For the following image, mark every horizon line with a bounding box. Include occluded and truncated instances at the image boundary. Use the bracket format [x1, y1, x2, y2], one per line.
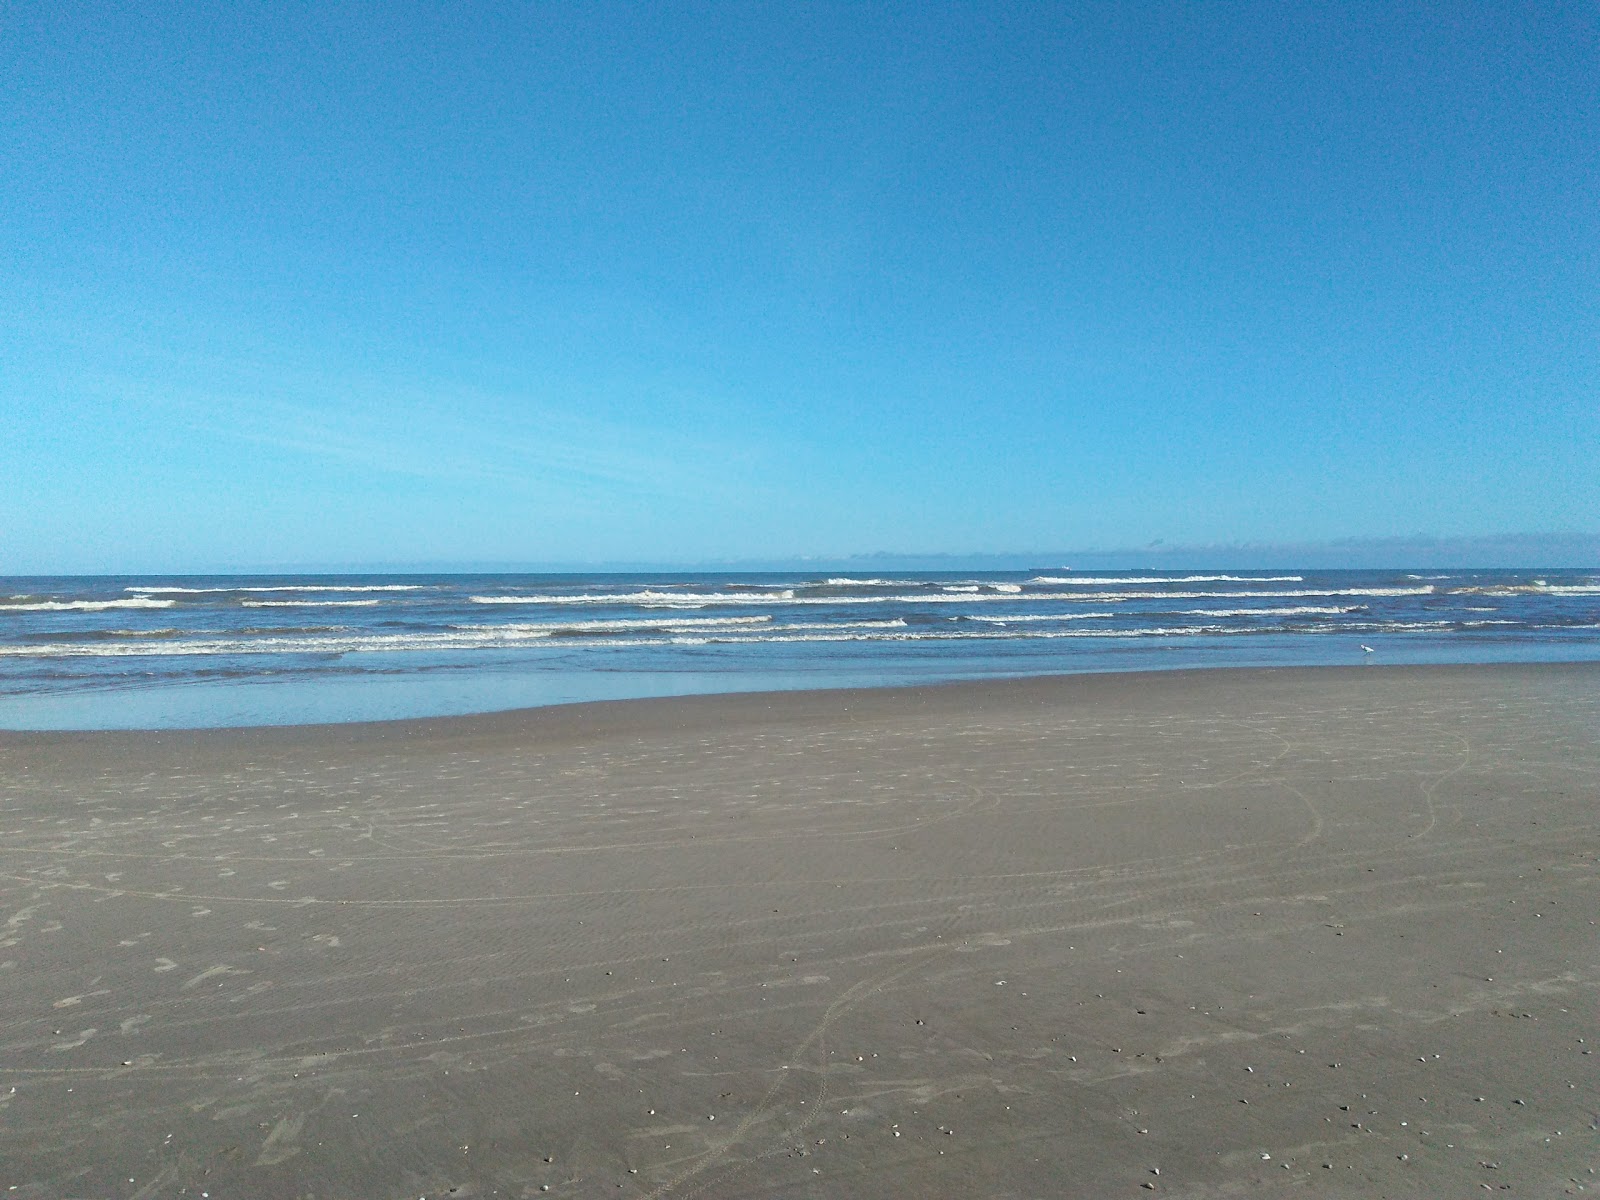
[5, 531, 1598, 576]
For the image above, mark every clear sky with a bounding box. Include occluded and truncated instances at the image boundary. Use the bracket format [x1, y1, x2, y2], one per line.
[2, 2, 1596, 572]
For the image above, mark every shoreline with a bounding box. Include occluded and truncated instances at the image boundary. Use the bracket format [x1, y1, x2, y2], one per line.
[5, 657, 1600, 739]
[3, 661, 1597, 1196]
[5, 564, 1597, 734]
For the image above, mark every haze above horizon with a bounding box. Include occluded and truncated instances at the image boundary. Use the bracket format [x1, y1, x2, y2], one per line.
[3, 3, 1596, 574]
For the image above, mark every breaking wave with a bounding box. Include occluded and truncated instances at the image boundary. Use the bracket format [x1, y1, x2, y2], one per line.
[1, 597, 177, 612]
[1029, 575, 1304, 585]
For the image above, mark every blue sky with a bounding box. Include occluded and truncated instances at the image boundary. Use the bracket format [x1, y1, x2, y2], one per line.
[2, 2, 1596, 571]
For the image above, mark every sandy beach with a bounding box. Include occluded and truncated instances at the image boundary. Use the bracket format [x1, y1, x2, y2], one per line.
[1, 663, 1596, 1198]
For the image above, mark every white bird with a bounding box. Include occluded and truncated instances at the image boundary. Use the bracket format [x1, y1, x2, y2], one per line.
[1360, 644, 1375, 653]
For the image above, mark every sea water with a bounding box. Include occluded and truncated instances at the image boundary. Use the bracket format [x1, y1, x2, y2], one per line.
[1, 569, 1596, 728]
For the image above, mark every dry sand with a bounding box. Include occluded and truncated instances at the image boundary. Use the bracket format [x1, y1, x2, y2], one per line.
[1, 664, 1597, 1198]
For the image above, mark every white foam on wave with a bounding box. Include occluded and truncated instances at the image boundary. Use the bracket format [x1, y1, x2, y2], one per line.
[998, 604, 1356, 619]
[0, 633, 514, 657]
[0, 615, 919, 658]
[779, 618, 909, 632]
[1450, 583, 1600, 596]
[454, 616, 909, 637]
[0, 629, 570, 657]
[819, 577, 919, 587]
[1062, 587, 1434, 601]
[456, 615, 775, 634]
[470, 590, 802, 606]
[650, 618, 914, 638]
[485, 589, 988, 607]
[0, 619, 1348, 658]
[658, 624, 1247, 645]
[1178, 606, 1357, 617]
[1030, 575, 1304, 585]
[741, 591, 949, 606]
[128, 584, 426, 594]
[240, 599, 383, 608]
[1335, 620, 1456, 633]
[1, 597, 177, 612]
[968, 612, 1118, 623]
[607, 619, 1514, 645]
[3, 618, 1505, 658]
[466, 586, 1433, 608]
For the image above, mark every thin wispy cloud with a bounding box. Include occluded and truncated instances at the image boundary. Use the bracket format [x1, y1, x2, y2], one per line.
[165, 380, 768, 511]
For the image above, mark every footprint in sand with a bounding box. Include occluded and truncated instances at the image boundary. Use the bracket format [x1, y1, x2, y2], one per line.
[50, 1028, 97, 1051]
[52, 990, 110, 1009]
[182, 964, 250, 990]
[254, 1113, 306, 1166]
[153, 958, 178, 972]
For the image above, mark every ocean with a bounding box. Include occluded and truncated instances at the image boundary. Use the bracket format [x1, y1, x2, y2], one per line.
[2, 568, 1597, 729]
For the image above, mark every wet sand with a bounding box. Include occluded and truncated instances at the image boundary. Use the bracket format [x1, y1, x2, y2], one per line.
[1, 664, 1597, 1198]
